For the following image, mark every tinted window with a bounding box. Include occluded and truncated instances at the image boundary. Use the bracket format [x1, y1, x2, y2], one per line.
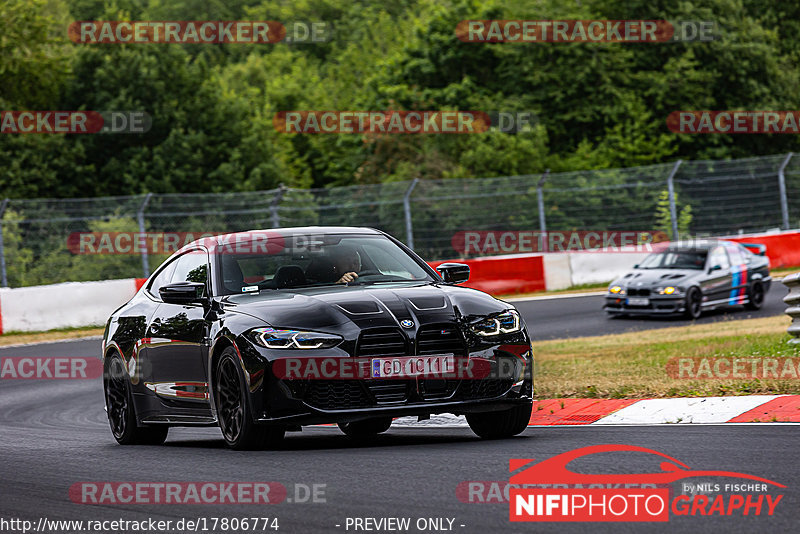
[170, 251, 209, 295]
[218, 234, 431, 295]
[148, 260, 177, 297]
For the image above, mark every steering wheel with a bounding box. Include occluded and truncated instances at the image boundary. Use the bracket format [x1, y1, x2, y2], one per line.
[357, 269, 381, 277]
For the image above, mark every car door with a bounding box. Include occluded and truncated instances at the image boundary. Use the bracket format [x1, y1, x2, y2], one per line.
[702, 245, 733, 306]
[725, 243, 748, 305]
[142, 248, 212, 411]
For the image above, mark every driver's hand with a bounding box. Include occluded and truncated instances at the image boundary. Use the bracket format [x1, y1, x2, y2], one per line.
[337, 272, 358, 284]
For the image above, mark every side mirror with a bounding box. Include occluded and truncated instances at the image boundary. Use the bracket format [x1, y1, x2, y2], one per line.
[436, 263, 470, 284]
[633, 264, 639, 269]
[707, 265, 722, 274]
[159, 281, 206, 304]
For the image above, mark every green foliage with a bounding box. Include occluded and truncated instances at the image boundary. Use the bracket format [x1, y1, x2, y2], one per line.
[1, 0, 799, 285]
[655, 189, 693, 238]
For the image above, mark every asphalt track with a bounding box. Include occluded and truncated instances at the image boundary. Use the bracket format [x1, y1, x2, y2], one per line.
[0, 289, 796, 534]
[511, 284, 788, 340]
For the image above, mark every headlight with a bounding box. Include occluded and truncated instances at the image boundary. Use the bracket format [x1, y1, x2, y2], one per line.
[657, 286, 680, 295]
[609, 285, 623, 294]
[470, 310, 522, 337]
[250, 327, 342, 349]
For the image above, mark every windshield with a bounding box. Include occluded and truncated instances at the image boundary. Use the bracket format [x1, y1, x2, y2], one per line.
[217, 233, 433, 295]
[638, 250, 707, 270]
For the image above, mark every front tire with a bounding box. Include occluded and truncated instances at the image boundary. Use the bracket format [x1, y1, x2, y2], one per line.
[466, 402, 532, 439]
[215, 348, 284, 450]
[104, 354, 169, 445]
[338, 417, 392, 439]
[684, 287, 702, 320]
[745, 281, 764, 310]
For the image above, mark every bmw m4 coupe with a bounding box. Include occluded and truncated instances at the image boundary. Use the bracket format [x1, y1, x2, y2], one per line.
[604, 239, 770, 319]
[102, 227, 533, 449]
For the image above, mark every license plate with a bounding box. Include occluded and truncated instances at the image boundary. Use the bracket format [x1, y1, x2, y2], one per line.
[626, 297, 649, 306]
[371, 355, 455, 378]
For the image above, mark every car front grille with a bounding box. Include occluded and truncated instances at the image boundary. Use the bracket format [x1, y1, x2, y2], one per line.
[416, 323, 464, 400]
[626, 288, 651, 296]
[302, 381, 372, 411]
[457, 378, 514, 400]
[357, 328, 407, 357]
[290, 323, 507, 410]
[416, 324, 465, 355]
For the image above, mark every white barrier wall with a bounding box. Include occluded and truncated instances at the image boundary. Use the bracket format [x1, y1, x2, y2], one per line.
[542, 254, 572, 290]
[0, 279, 139, 333]
[567, 252, 649, 287]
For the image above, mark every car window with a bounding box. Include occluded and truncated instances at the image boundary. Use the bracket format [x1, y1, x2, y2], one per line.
[147, 260, 177, 297]
[726, 245, 743, 266]
[738, 244, 755, 264]
[708, 246, 730, 270]
[170, 250, 209, 296]
[217, 234, 432, 295]
[638, 250, 706, 270]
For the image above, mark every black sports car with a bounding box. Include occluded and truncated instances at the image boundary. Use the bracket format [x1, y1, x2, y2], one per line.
[102, 227, 533, 449]
[603, 239, 771, 319]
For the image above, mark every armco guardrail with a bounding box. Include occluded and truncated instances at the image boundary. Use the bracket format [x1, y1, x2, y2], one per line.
[783, 272, 800, 343]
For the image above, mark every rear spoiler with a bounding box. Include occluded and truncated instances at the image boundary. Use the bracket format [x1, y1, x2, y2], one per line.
[740, 243, 767, 256]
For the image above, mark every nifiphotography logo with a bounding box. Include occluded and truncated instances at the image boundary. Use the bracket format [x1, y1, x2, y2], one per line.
[509, 444, 784, 522]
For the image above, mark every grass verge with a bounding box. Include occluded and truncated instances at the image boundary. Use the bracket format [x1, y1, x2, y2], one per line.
[533, 315, 800, 399]
[0, 325, 105, 347]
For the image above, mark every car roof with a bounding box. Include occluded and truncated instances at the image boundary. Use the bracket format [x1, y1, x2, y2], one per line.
[665, 239, 736, 252]
[179, 226, 385, 254]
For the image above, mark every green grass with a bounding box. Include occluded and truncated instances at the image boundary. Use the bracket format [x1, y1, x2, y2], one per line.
[533, 316, 800, 398]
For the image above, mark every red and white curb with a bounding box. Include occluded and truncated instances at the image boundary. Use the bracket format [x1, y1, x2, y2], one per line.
[391, 395, 800, 427]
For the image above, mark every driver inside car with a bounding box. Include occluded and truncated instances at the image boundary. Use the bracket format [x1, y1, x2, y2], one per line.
[331, 246, 361, 284]
[304, 246, 362, 284]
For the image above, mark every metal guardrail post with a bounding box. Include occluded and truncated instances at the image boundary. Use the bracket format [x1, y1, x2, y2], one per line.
[0, 198, 9, 287]
[270, 185, 287, 228]
[137, 193, 153, 278]
[778, 152, 793, 230]
[403, 178, 419, 250]
[666, 160, 683, 241]
[537, 170, 549, 252]
[783, 273, 800, 343]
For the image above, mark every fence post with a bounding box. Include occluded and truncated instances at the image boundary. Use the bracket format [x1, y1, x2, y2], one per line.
[270, 185, 287, 228]
[778, 152, 793, 230]
[537, 170, 549, 252]
[137, 193, 153, 278]
[783, 272, 800, 343]
[0, 198, 9, 287]
[666, 159, 683, 240]
[403, 178, 419, 250]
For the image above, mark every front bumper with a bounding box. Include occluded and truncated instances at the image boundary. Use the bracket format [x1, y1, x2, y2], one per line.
[603, 294, 686, 316]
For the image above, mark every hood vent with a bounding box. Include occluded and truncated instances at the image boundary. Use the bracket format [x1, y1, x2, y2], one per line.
[336, 301, 382, 315]
[409, 296, 447, 310]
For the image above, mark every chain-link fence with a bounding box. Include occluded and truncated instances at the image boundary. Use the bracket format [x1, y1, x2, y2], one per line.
[2, 153, 799, 288]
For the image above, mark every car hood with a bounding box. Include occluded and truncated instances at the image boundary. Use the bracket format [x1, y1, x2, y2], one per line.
[219, 282, 512, 331]
[612, 268, 702, 288]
